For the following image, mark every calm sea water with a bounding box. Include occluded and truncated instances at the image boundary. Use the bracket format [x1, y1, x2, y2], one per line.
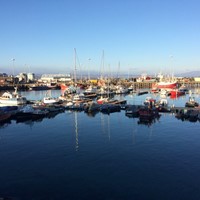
[0, 89, 200, 200]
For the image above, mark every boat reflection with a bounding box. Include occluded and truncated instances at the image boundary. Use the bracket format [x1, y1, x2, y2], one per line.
[0, 120, 11, 129]
[137, 115, 161, 127]
[100, 113, 111, 141]
[85, 110, 99, 117]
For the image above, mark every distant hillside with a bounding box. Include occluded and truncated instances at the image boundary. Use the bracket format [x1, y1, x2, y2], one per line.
[175, 71, 200, 77]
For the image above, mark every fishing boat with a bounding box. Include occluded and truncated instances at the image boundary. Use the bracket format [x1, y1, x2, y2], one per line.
[29, 84, 52, 91]
[155, 81, 177, 89]
[0, 87, 27, 105]
[144, 97, 156, 106]
[156, 98, 171, 112]
[153, 72, 177, 89]
[185, 97, 199, 108]
[12, 105, 48, 123]
[138, 107, 160, 120]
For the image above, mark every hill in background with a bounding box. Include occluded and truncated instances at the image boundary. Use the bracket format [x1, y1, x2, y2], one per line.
[175, 71, 200, 77]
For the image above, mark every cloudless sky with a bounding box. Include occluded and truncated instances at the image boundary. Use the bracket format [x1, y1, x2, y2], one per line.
[1, 0, 200, 76]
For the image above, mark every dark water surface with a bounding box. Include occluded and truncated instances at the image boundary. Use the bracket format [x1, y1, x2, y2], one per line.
[0, 90, 200, 200]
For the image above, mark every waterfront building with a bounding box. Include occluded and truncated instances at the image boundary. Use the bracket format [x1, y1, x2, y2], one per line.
[40, 74, 71, 83]
[0, 73, 8, 77]
[194, 77, 200, 82]
[17, 73, 28, 83]
[27, 73, 35, 82]
[0, 73, 9, 85]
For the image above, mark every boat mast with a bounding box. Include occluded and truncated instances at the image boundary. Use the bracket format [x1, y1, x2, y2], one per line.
[100, 50, 104, 80]
[74, 48, 77, 86]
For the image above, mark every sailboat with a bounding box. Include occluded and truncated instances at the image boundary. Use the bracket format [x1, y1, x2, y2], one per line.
[60, 48, 81, 103]
[60, 49, 78, 91]
[96, 50, 108, 104]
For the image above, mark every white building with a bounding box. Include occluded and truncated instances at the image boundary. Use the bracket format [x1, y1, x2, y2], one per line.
[17, 73, 27, 82]
[27, 73, 35, 82]
[40, 74, 71, 82]
[194, 77, 200, 82]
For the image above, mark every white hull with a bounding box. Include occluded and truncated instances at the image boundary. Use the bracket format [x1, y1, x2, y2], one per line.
[0, 90, 27, 106]
[43, 97, 59, 104]
[0, 99, 26, 105]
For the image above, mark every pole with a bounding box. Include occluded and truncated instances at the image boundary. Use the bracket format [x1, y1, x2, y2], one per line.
[88, 58, 91, 80]
[12, 58, 15, 76]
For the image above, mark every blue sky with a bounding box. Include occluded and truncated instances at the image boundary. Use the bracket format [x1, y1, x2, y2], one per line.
[1, 0, 200, 76]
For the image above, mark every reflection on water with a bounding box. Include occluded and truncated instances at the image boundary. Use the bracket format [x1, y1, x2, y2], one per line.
[74, 111, 79, 151]
[100, 113, 111, 140]
[137, 115, 161, 127]
[0, 108, 200, 199]
[1, 89, 200, 199]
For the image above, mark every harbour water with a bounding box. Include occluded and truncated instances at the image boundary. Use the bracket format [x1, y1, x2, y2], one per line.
[0, 89, 200, 200]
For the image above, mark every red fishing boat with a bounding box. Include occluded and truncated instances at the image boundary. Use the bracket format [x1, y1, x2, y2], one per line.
[154, 81, 177, 89]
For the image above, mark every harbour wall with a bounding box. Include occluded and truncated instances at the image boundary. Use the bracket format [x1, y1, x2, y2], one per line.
[1, 80, 200, 91]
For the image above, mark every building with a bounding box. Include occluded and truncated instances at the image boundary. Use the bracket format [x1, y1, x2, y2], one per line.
[0, 73, 8, 85]
[27, 73, 35, 82]
[40, 74, 72, 83]
[0, 73, 8, 77]
[194, 77, 200, 82]
[17, 73, 28, 83]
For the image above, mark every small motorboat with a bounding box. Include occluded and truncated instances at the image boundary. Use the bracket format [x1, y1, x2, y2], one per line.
[144, 97, 156, 107]
[185, 97, 199, 108]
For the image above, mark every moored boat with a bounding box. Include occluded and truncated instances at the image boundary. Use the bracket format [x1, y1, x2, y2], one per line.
[11, 105, 49, 122]
[185, 97, 199, 108]
[125, 105, 139, 117]
[60, 83, 68, 91]
[0, 87, 27, 105]
[43, 97, 60, 104]
[83, 86, 97, 95]
[144, 97, 156, 106]
[29, 85, 51, 91]
[138, 107, 160, 120]
[154, 81, 177, 89]
[97, 96, 109, 104]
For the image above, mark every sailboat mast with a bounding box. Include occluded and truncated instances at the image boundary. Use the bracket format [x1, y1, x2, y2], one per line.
[74, 48, 77, 85]
[100, 50, 104, 80]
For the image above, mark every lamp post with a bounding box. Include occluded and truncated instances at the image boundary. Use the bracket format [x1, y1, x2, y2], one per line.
[88, 58, 91, 80]
[169, 55, 174, 79]
[12, 58, 15, 76]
